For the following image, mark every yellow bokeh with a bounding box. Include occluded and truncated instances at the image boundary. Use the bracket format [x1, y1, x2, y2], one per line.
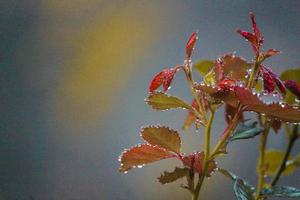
[45, 2, 165, 130]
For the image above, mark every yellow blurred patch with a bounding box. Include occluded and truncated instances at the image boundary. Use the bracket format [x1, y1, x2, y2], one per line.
[50, 2, 165, 130]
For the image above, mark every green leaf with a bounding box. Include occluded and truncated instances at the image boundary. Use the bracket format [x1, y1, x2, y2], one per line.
[204, 70, 217, 85]
[194, 60, 214, 76]
[280, 68, 300, 82]
[263, 149, 297, 176]
[218, 169, 255, 190]
[141, 126, 181, 154]
[230, 121, 263, 141]
[119, 144, 174, 173]
[218, 169, 255, 199]
[280, 68, 300, 104]
[261, 186, 300, 198]
[145, 92, 191, 111]
[158, 167, 189, 184]
[233, 179, 255, 200]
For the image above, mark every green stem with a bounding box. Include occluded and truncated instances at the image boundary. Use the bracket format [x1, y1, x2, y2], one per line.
[271, 124, 298, 186]
[192, 110, 215, 200]
[191, 193, 197, 200]
[184, 63, 207, 124]
[247, 59, 260, 89]
[255, 121, 271, 200]
[210, 108, 241, 158]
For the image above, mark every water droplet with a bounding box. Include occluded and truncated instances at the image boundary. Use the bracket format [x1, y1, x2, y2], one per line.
[123, 171, 128, 174]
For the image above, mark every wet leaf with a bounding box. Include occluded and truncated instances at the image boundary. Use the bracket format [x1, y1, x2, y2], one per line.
[145, 92, 191, 111]
[182, 99, 199, 130]
[261, 66, 286, 95]
[194, 83, 238, 107]
[182, 152, 204, 174]
[262, 69, 276, 93]
[141, 126, 181, 154]
[218, 78, 236, 91]
[194, 60, 214, 76]
[237, 13, 263, 54]
[233, 178, 255, 200]
[186, 32, 198, 59]
[230, 121, 263, 141]
[149, 68, 177, 93]
[235, 86, 300, 122]
[182, 152, 217, 176]
[220, 54, 249, 80]
[119, 144, 174, 173]
[263, 149, 297, 176]
[158, 167, 189, 184]
[261, 186, 300, 198]
[196, 84, 300, 122]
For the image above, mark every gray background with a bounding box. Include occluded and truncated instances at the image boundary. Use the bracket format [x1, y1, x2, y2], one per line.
[0, 0, 299, 199]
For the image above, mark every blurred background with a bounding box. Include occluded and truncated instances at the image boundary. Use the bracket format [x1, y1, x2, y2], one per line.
[0, 0, 299, 199]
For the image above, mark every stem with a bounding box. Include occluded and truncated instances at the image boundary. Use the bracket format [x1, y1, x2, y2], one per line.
[210, 108, 241, 158]
[255, 121, 271, 200]
[270, 124, 298, 186]
[247, 59, 260, 89]
[184, 63, 207, 123]
[192, 110, 215, 200]
[191, 193, 197, 200]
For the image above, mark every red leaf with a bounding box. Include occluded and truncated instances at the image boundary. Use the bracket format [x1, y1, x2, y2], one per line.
[262, 70, 276, 93]
[285, 80, 300, 99]
[194, 83, 239, 108]
[237, 30, 256, 45]
[182, 152, 216, 176]
[235, 86, 300, 122]
[212, 54, 249, 82]
[237, 13, 263, 54]
[218, 78, 236, 91]
[119, 144, 175, 173]
[214, 58, 224, 81]
[250, 13, 262, 44]
[195, 83, 300, 122]
[263, 49, 281, 59]
[225, 104, 244, 124]
[221, 54, 249, 80]
[262, 66, 286, 95]
[149, 68, 177, 92]
[274, 77, 286, 95]
[182, 152, 203, 174]
[186, 32, 198, 59]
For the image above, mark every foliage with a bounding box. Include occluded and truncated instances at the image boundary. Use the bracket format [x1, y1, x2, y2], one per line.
[119, 13, 300, 200]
